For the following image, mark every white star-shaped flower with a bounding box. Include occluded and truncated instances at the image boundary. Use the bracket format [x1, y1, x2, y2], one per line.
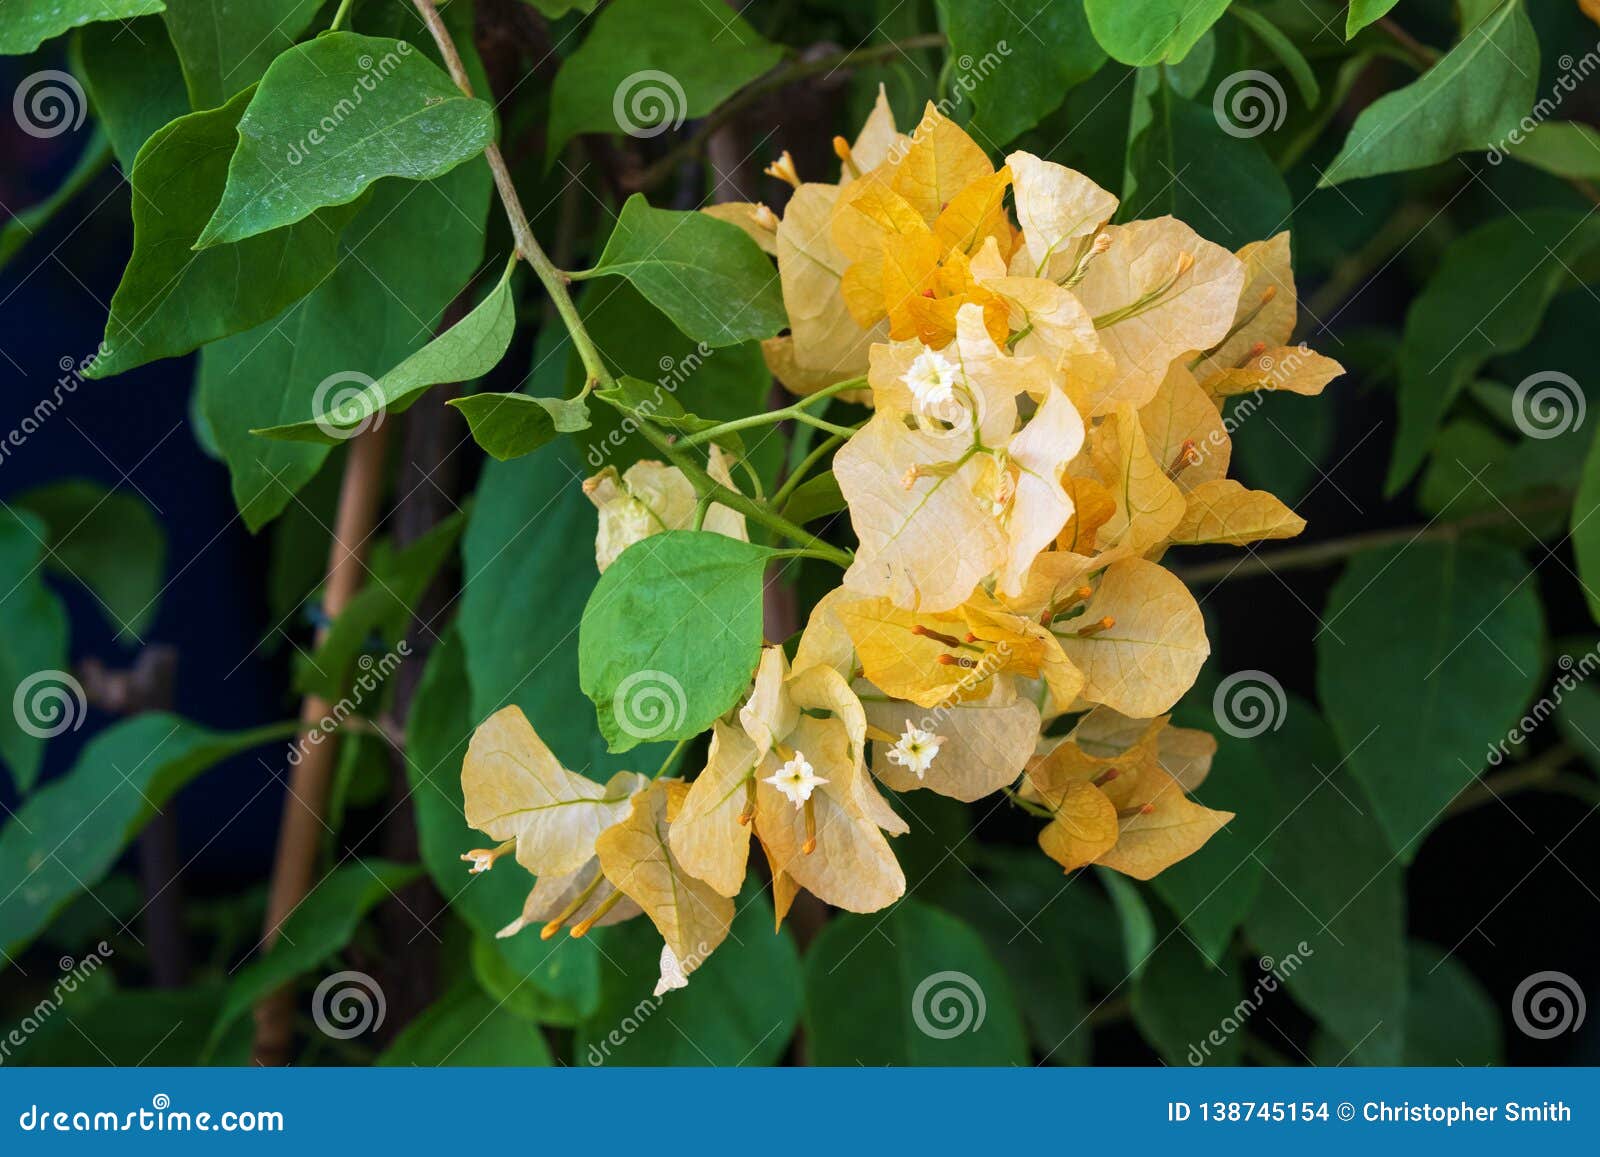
[903, 348, 960, 408]
[764, 751, 828, 808]
[885, 719, 944, 779]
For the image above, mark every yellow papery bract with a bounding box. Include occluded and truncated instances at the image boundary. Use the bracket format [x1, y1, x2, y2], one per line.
[584, 448, 746, 572]
[832, 177, 930, 328]
[888, 103, 995, 226]
[1138, 364, 1230, 493]
[848, 84, 904, 178]
[976, 274, 1114, 408]
[865, 683, 1040, 801]
[775, 183, 883, 390]
[701, 201, 777, 254]
[461, 705, 648, 878]
[1057, 558, 1209, 718]
[669, 720, 760, 898]
[496, 859, 640, 939]
[835, 413, 1007, 613]
[789, 662, 908, 836]
[1073, 218, 1245, 414]
[1097, 770, 1233, 881]
[998, 386, 1085, 597]
[1005, 151, 1119, 281]
[1191, 232, 1297, 381]
[1055, 478, 1117, 557]
[740, 644, 798, 763]
[752, 715, 906, 913]
[1037, 780, 1120, 872]
[792, 585, 858, 677]
[596, 780, 734, 986]
[1158, 725, 1219, 792]
[1203, 345, 1345, 399]
[839, 595, 990, 709]
[1171, 478, 1306, 547]
[933, 165, 1014, 259]
[1091, 405, 1186, 555]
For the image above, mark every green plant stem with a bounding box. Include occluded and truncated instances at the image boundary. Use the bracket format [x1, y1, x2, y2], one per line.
[410, 0, 611, 393]
[1173, 493, 1571, 585]
[328, 0, 356, 30]
[637, 421, 853, 567]
[654, 738, 691, 780]
[1445, 744, 1600, 817]
[773, 431, 847, 510]
[628, 36, 947, 190]
[678, 393, 862, 450]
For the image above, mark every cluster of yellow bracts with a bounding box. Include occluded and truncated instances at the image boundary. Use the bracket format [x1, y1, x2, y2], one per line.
[460, 95, 1340, 994]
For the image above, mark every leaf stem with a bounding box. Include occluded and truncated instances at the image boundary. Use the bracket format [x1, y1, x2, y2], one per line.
[328, 0, 356, 31]
[773, 431, 847, 511]
[654, 738, 691, 780]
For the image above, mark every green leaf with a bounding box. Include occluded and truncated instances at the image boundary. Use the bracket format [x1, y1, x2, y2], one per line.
[576, 886, 800, 1065]
[1572, 426, 1600, 623]
[802, 899, 1029, 1065]
[934, 0, 1104, 147]
[378, 983, 554, 1065]
[1346, 0, 1401, 38]
[298, 511, 465, 699]
[1228, 6, 1319, 107]
[546, 0, 782, 162]
[460, 428, 671, 781]
[779, 472, 845, 525]
[573, 194, 787, 348]
[18, 983, 248, 1066]
[1399, 942, 1502, 1065]
[1243, 706, 1406, 1064]
[160, 0, 323, 109]
[1320, 0, 1538, 186]
[0, 714, 291, 959]
[1099, 868, 1155, 980]
[1123, 75, 1291, 249]
[0, 509, 69, 794]
[1149, 713, 1280, 964]
[450, 392, 592, 461]
[0, 0, 163, 55]
[405, 632, 602, 1025]
[1503, 121, 1600, 180]
[594, 375, 744, 456]
[1084, 0, 1230, 66]
[199, 158, 491, 531]
[73, 15, 189, 169]
[1131, 929, 1243, 1065]
[208, 860, 421, 1053]
[1386, 210, 1600, 494]
[578, 531, 770, 753]
[1319, 540, 1544, 858]
[12, 479, 166, 639]
[196, 32, 495, 249]
[0, 130, 110, 274]
[86, 88, 362, 380]
[256, 259, 520, 445]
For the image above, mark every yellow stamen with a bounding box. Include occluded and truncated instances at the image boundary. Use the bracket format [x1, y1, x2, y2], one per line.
[1092, 767, 1120, 788]
[911, 623, 965, 648]
[540, 871, 606, 940]
[802, 798, 817, 854]
[737, 777, 758, 826]
[832, 135, 861, 180]
[764, 150, 801, 189]
[1167, 439, 1201, 478]
[570, 889, 626, 938]
[460, 838, 517, 875]
[1075, 616, 1115, 637]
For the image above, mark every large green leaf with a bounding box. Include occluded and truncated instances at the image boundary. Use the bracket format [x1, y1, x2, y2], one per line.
[546, 0, 782, 161]
[575, 886, 800, 1066]
[1319, 540, 1544, 857]
[377, 983, 554, 1065]
[199, 160, 491, 531]
[1131, 926, 1243, 1065]
[86, 87, 362, 379]
[0, 509, 70, 794]
[197, 32, 494, 248]
[572, 194, 787, 348]
[933, 0, 1103, 147]
[1386, 210, 1600, 494]
[208, 859, 421, 1052]
[1397, 942, 1502, 1065]
[1123, 74, 1291, 249]
[0, 0, 163, 55]
[256, 259, 520, 445]
[1502, 122, 1600, 180]
[405, 633, 603, 1026]
[1084, 0, 1230, 65]
[18, 983, 250, 1066]
[73, 15, 189, 168]
[160, 0, 324, 110]
[1320, 0, 1538, 186]
[12, 480, 165, 639]
[803, 899, 1029, 1065]
[0, 714, 291, 959]
[578, 531, 770, 753]
[1243, 705, 1406, 1064]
